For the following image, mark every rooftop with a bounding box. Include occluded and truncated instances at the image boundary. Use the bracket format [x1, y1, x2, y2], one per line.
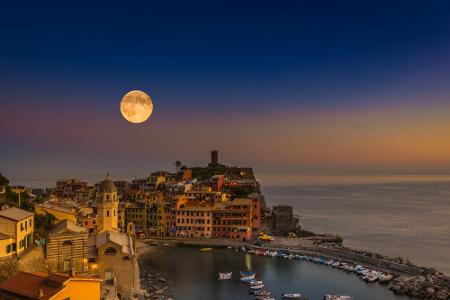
[0, 207, 34, 221]
[0, 272, 101, 300]
[96, 231, 133, 255]
[0, 272, 65, 300]
[98, 173, 117, 194]
[49, 220, 86, 235]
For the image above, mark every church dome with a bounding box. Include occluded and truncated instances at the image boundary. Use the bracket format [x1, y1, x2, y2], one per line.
[98, 173, 117, 193]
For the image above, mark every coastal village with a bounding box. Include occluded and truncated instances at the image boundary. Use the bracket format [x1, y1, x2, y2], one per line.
[0, 151, 449, 300]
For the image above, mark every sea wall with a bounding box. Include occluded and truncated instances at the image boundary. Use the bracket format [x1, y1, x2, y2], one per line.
[315, 247, 424, 276]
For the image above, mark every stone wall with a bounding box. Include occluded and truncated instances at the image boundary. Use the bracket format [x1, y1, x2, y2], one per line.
[17, 245, 49, 273]
[0, 246, 48, 282]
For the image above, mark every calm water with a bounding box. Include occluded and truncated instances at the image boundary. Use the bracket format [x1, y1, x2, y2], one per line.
[261, 180, 450, 275]
[140, 246, 411, 300]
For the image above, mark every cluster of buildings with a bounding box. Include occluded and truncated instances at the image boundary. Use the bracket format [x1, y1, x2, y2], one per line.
[0, 174, 135, 299]
[34, 151, 266, 242]
[0, 151, 267, 299]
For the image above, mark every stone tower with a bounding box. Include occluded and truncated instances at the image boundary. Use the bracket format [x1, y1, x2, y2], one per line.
[97, 173, 119, 232]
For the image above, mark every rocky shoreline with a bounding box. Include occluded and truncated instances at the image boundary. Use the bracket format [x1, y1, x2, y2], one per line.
[138, 269, 172, 300]
[135, 241, 173, 300]
[390, 274, 450, 299]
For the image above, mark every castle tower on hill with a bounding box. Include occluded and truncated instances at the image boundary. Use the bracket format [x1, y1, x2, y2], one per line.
[97, 173, 119, 232]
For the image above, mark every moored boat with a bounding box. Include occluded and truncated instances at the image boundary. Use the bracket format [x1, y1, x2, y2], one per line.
[282, 293, 301, 299]
[324, 295, 352, 300]
[240, 271, 256, 276]
[250, 284, 264, 290]
[218, 272, 232, 280]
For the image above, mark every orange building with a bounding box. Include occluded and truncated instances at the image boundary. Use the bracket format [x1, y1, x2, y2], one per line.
[175, 204, 213, 238]
[0, 272, 101, 300]
[212, 199, 253, 242]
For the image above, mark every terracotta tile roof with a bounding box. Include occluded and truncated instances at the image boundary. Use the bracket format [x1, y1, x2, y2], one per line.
[0, 207, 34, 221]
[0, 272, 65, 300]
[46, 273, 70, 284]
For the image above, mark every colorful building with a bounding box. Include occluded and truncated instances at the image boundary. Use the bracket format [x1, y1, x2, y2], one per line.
[0, 233, 15, 258]
[0, 207, 34, 257]
[212, 199, 253, 242]
[35, 203, 77, 223]
[176, 204, 213, 238]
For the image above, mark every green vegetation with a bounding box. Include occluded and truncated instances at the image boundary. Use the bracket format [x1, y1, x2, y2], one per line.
[0, 173, 34, 212]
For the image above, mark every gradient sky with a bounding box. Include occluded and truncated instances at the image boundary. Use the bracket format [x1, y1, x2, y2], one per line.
[1, 1, 450, 186]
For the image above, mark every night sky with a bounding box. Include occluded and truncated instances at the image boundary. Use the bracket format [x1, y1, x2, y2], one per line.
[2, 1, 450, 186]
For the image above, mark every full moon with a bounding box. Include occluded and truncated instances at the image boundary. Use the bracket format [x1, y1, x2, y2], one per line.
[120, 90, 154, 123]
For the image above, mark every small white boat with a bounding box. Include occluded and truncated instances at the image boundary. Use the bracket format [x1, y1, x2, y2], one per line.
[240, 274, 256, 281]
[250, 284, 264, 290]
[218, 272, 232, 280]
[324, 295, 352, 300]
[282, 293, 301, 299]
[249, 280, 263, 285]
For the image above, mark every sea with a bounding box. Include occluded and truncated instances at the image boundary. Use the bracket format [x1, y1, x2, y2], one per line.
[140, 245, 412, 300]
[258, 174, 450, 275]
[139, 174, 450, 300]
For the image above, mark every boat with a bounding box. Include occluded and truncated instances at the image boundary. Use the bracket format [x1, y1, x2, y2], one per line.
[200, 247, 213, 252]
[249, 280, 263, 285]
[240, 271, 256, 276]
[249, 284, 264, 290]
[218, 272, 232, 280]
[324, 296, 352, 300]
[241, 275, 256, 282]
[251, 290, 271, 296]
[282, 293, 301, 299]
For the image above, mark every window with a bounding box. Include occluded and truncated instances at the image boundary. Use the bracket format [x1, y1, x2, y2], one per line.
[62, 240, 73, 246]
[6, 244, 11, 253]
[104, 247, 117, 255]
[20, 223, 24, 231]
[107, 210, 110, 217]
[29, 219, 32, 227]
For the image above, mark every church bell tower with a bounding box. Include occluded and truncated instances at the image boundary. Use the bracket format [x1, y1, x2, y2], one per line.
[97, 173, 119, 232]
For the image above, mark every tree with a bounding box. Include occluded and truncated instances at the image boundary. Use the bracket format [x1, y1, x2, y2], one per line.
[0, 173, 9, 187]
[174, 160, 182, 172]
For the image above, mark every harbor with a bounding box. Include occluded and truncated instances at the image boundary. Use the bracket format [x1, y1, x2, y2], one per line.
[137, 242, 416, 300]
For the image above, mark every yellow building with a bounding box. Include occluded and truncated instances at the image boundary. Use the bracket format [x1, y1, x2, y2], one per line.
[157, 199, 176, 237]
[97, 174, 119, 232]
[35, 203, 77, 223]
[0, 233, 15, 258]
[0, 272, 101, 300]
[0, 207, 34, 256]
